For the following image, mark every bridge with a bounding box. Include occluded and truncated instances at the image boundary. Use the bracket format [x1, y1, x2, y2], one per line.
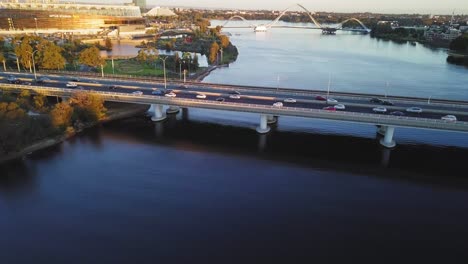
[221, 3, 371, 34]
[1, 72, 467, 149]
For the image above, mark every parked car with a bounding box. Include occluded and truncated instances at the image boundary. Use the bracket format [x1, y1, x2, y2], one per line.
[315, 95, 327, 101]
[216, 97, 225, 102]
[441, 115, 457, 122]
[322, 106, 336, 111]
[283, 98, 296, 103]
[406, 107, 423, 113]
[370, 98, 383, 104]
[390, 111, 405, 116]
[66, 82, 77, 87]
[196, 94, 207, 99]
[132, 91, 143, 95]
[273, 102, 283, 107]
[373, 106, 387, 113]
[165, 92, 177, 97]
[229, 94, 241, 99]
[334, 104, 345, 110]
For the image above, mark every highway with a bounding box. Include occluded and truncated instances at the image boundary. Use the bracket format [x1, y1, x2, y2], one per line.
[1, 71, 467, 124]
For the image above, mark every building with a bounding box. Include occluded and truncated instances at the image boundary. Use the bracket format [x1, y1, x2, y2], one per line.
[144, 7, 176, 17]
[132, 0, 146, 10]
[0, 0, 145, 31]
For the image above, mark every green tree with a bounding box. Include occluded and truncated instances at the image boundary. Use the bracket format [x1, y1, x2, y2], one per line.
[39, 42, 66, 70]
[449, 35, 468, 52]
[16, 89, 31, 109]
[78, 46, 105, 68]
[33, 94, 48, 112]
[209, 42, 220, 64]
[136, 47, 159, 65]
[50, 102, 73, 128]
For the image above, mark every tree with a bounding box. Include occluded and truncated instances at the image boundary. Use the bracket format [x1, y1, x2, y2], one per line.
[219, 35, 230, 49]
[449, 35, 468, 52]
[105, 38, 113, 50]
[33, 94, 48, 112]
[16, 89, 31, 110]
[50, 102, 73, 128]
[70, 92, 106, 122]
[209, 42, 220, 64]
[0, 52, 5, 71]
[78, 46, 105, 68]
[191, 54, 199, 70]
[0, 102, 26, 120]
[39, 41, 66, 70]
[14, 38, 33, 70]
[136, 47, 159, 65]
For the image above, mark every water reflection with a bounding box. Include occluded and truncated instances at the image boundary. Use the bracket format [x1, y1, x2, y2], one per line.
[0, 160, 37, 198]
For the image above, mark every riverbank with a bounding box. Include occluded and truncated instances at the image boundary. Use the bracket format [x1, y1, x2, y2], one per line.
[0, 102, 149, 164]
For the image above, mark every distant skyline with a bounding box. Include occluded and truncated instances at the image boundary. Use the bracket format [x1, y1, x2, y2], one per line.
[80, 0, 468, 15]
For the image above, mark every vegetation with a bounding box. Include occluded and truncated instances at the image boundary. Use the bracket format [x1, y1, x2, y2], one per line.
[370, 24, 425, 43]
[78, 46, 105, 68]
[447, 34, 468, 67]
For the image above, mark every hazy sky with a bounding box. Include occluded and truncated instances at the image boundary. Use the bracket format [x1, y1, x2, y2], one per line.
[83, 0, 468, 14]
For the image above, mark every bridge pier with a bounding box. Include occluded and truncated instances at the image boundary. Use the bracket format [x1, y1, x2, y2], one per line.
[256, 114, 271, 134]
[267, 115, 277, 124]
[377, 125, 387, 136]
[166, 105, 180, 114]
[151, 104, 166, 122]
[379, 126, 396, 148]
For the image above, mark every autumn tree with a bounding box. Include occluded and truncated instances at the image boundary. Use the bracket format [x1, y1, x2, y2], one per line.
[14, 38, 33, 70]
[78, 46, 105, 68]
[219, 35, 230, 49]
[209, 42, 220, 64]
[0, 52, 5, 71]
[39, 41, 66, 70]
[33, 94, 48, 112]
[136, 47, 159, 65]
[70, 92, 106, 122]
[50, 102, 73, 128]
[105, 38, 113, 50]
[0, 102, 26, 120]
[16, 89, 31, 110]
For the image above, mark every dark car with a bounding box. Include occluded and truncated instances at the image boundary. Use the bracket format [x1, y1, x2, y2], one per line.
[70, 78, 80, 82]
[216, 97, 225, 102]
[382, 100, 394, 106]
[315, 95, 327, 101]
[390, 111, 405, 116]
[108, 85, 119, 90]
[229, 90, 241, 95]
[152, 90, 164, 95]
[370, 98, 383, 104]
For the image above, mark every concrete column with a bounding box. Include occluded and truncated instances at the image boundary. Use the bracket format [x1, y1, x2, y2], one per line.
[379, 126, 396, 148]
[151, 104, 166, 122]
[256, 114, 270, 134]
[267, 115, 277, 124]
[376, 125, 387, 136]
[166, 105, 180, 114]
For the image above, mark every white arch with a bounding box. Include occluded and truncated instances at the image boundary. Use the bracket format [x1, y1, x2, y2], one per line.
[336, 18, 370, 31]
[222, 16, 256, 28]
[267, 3, 322, 29]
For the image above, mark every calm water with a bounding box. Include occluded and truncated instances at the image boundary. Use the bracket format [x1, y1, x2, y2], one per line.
[2, 21, 468, 263]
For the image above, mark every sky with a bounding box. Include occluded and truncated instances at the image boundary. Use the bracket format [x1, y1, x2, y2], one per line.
[81, 0, 468, 14]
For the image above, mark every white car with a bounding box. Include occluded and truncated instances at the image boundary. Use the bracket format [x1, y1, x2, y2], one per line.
[406, 107, 423, 113]
[229, 94, 241, 99]
[327, 98, 338, 103]
[373, 106, 387, 113]
[196, 94, 207, 99]
[283, 98, 296, 103]
[132, 91, 143, 95]
[334, 104, 345, 110]
[66, 82, 77, 87]
[273, 102, 283, 107]
[165, 92, 177, 97]
[441, 115, 457, 122]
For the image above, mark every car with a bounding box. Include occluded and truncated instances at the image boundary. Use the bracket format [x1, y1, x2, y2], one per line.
[179, 85, 188, 89]
[327, 98, 338, 103]
[229, 94, 241, 99]
[152, 90, 164, 95]
[334, 104, 345, 110]
[441, 115, 457, 122]
[70, 78, 80, 82]
[406, 107, 423, 113]
[66, 82, 77, 87]
[229, 90, 241, 95]
[216, 97, 225, 102]
[283, 98, 296, 103]
[322, 106, 336, 111]
[35, 77, 49, 84]
[108, 85, 119, 90]
[370, 98, 383, 104]
[273, 102, 283, 107]
[132, 91, 143, 95]
[165, 92, 177, 97]
[196, 94, 207, 99]
[382, 100, 394, 106]
[7, 75, 18, 83]
[390, 111, 405, 116]
[315, 95, 327, 101]
[373, 106, 387, 113]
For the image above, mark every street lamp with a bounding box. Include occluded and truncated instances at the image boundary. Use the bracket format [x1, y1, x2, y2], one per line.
[27, 50, 39, 81]
[34, 18, 38, 33]
[159, 56, 168, 92]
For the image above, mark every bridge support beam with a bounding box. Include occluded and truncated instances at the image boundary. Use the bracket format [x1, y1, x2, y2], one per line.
[377, 125, 387, 136]
[151, 104, 166, 122]
[256, 114, 271, 134]
[267, 115, 277, 124]
[166, 105, 180, 114]
[379, 126, 396, 148]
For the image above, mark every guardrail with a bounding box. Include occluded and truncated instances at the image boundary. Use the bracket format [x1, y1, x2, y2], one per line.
[2, 83, 468, 133]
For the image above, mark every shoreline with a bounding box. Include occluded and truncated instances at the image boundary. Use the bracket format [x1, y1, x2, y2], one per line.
[0, 103, 149, 165]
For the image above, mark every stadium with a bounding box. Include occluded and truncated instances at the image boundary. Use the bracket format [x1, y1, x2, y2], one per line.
[0, 0, 145, 31]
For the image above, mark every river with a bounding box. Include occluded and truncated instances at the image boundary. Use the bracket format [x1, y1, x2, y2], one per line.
[1, 21, 468, 263]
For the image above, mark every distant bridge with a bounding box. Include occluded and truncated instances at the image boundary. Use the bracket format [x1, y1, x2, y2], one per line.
[220, 3, 371, 34]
